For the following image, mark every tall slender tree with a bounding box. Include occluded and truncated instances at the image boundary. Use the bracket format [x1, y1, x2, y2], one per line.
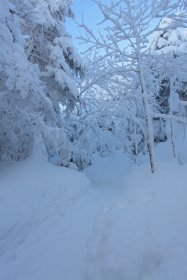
[79, 0, 187, 172]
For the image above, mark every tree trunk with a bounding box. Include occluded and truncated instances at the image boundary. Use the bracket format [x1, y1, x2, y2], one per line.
[170, 120, 176, 158]
[169, 83, 176, 158]
[138, 61, 156, 173]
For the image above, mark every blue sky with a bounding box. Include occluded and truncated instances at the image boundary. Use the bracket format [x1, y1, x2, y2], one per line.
[66, 0, 107, 50]
[66, 0, 162, 52]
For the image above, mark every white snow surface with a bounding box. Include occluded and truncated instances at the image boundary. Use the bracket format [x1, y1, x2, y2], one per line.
[0, 144, 187, 280]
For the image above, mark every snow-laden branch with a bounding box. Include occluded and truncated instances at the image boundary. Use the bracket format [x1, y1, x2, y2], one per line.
[152, 113, 187, 124]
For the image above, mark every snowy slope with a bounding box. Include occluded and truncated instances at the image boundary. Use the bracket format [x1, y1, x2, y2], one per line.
[0, 145, 187, 280]
[85, 161, 187, 280]
[0, 156, 92, 280]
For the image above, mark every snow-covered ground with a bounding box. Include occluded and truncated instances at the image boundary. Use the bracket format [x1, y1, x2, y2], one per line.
[0, 140, 187, 280]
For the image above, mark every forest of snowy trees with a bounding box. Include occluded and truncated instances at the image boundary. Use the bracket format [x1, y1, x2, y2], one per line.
[1, 0, 187, 172]
[2, 2, 187, 279]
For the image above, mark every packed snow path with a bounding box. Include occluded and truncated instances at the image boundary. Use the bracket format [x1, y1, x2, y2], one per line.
[0, 152, 187, 280]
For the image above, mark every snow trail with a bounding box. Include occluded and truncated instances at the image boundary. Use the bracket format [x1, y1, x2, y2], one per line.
[0, 154, 130, 280]
[0, 151, 187, 280]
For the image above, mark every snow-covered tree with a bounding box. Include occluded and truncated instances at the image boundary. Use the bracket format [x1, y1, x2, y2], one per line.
[79, 0, 187, 172]
[12, 0, 82, 124]
[76, 52, 146, 161]
[150, 16, 187, 154]
[0, 0, 57, 163]
[151, 16, 187, 110]
[0, 0, 85, 168]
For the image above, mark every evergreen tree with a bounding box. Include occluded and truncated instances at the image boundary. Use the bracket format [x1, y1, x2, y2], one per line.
[0, 0, 84, 167]
[0, 0, 55, 163]
[150, 17, 187, 148]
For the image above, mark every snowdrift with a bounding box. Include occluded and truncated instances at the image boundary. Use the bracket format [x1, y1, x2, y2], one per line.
[0, 150, 187, 280]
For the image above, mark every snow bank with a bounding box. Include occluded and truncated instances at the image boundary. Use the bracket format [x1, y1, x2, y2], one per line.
[0, 147, 187, 280]
[85, 161, 187, 280]
[0, 156, 91, 280]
